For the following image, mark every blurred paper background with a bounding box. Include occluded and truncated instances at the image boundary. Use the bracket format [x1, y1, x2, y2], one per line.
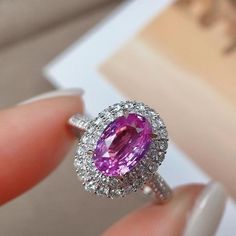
[46, 1, 236, 235]
[0, 0, 235, 235]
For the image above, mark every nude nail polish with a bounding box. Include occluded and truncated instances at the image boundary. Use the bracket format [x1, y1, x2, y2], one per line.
[183, 182, 227, 236]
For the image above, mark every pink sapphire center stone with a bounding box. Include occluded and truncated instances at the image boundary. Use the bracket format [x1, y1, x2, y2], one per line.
[93, 113, 153, 176]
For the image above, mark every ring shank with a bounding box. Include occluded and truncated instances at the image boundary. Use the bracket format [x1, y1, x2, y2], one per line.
[145, 172, 172, 203]
[68, 113, 91, 132]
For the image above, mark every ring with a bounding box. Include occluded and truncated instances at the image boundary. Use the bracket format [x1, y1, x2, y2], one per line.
[68, 101, 172, 203]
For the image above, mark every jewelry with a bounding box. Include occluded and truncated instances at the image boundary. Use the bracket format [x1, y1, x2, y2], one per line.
[68, 101, 172, 203]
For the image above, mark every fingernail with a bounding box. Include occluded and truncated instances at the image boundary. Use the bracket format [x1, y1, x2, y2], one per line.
[19, 88, 84, 105]
[183, 182, 227, 236]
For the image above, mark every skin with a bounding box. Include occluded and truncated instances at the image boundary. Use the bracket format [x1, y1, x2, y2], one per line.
[0, 95, 204, 235]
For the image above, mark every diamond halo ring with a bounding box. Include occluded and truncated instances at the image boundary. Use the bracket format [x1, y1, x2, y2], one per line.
[68, 101, 172, 203]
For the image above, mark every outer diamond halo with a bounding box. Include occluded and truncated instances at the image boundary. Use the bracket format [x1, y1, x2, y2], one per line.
[72, 101, 168, 199]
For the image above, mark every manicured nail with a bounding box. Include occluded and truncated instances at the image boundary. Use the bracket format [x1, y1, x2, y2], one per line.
[19, 88, 84, 105]
[183, 182, 227, 236]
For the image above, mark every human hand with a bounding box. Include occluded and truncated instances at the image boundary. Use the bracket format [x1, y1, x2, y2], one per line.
[0, 89, 227, 236]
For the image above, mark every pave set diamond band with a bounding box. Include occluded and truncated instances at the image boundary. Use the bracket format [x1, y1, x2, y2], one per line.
[68, 101, 172, 203]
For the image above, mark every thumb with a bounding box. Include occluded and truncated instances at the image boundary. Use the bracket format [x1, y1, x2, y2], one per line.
[103, 182, 227, 236]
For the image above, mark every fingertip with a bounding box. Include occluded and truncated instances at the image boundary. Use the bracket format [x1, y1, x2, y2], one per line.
[103, 184, 204, 236]
[0, 94, 84, 204]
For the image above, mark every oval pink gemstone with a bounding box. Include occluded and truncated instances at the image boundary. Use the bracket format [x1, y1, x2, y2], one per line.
[93, 113, 152, 176]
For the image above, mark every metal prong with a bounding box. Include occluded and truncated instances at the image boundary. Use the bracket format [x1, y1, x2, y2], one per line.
[152, 133, 158, 138]
[123, 110, 129, 118]
[87, 150, 94, 155]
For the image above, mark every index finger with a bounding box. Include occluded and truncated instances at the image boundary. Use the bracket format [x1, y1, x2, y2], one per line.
[0, 90, 83, 205]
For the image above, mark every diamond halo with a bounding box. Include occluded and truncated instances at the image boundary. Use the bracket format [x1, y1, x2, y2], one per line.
[72, 101, 168, 199]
